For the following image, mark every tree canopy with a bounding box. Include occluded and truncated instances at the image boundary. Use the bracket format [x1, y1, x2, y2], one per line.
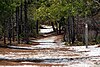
[33, 0, 100, 22]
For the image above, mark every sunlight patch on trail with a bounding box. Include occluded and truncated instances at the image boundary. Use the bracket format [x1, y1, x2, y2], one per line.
[32, 36, 55, 43]
[68, 62, 94, 67]
[68, 45, 100, 57]
[40, 29, 53, 34]
[0, 66, 39, 67]
[39, 25, 53, 34]
[41, 25, 52, 29]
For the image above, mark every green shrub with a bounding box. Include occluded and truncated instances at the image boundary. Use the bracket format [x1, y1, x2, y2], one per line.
[64, 42, 70, 46]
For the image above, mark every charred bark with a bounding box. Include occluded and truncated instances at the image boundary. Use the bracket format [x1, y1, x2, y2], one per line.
[24, 0, 29, 44]
[51, 22, 56, 32]
[36, 20, 39, 34]
[16, 7, 20, 44]
[3, 20, 6, 45]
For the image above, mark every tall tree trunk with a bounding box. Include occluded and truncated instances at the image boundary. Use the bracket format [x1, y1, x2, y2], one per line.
[68, 17, 71, 43]
[71, 16, 75, 44]
[24, 0, 29, 44]
[8, 18, 12, 45]
[67, 16, 75, 44]
[20, 0, 23, 43]
[12, 16, 15, 42]
[59, 21, 61, 34]
[16, 7, 20, 44]
[55, 21, 59, 34]
[63, 25, 67, 41]
[51, 22, 56, 32]
[4, 20, 6, 45]
[76, 16, 79, 41]
[36, 20, 39, 34]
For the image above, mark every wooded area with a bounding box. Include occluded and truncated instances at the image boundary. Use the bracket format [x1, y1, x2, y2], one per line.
[0, 0, 100, 46]
[0, 0, 100, 66]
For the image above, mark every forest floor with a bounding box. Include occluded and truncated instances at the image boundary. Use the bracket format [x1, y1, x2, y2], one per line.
[0, 25, 100, 67]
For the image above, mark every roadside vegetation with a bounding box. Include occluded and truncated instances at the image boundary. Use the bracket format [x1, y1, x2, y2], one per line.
[0, 0, 100, 46]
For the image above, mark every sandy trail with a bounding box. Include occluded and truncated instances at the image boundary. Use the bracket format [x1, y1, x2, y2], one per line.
[0, 34, 100, 67]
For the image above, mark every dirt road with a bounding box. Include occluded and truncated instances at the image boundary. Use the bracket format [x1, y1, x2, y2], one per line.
[0, 35, 100, 67]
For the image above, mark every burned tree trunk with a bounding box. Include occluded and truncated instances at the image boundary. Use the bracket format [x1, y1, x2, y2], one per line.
[59, 21, 61, 34]
[24, 0, 29, 44]
[65, 16, 75, 44]
[3, 20, 6, 45]
[16, 7, 20, 44]
[51, 22, 56, 32]
[71, 16, 75, 44]
[36, 20, 39, 34]
[8, 17, 12, 45]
